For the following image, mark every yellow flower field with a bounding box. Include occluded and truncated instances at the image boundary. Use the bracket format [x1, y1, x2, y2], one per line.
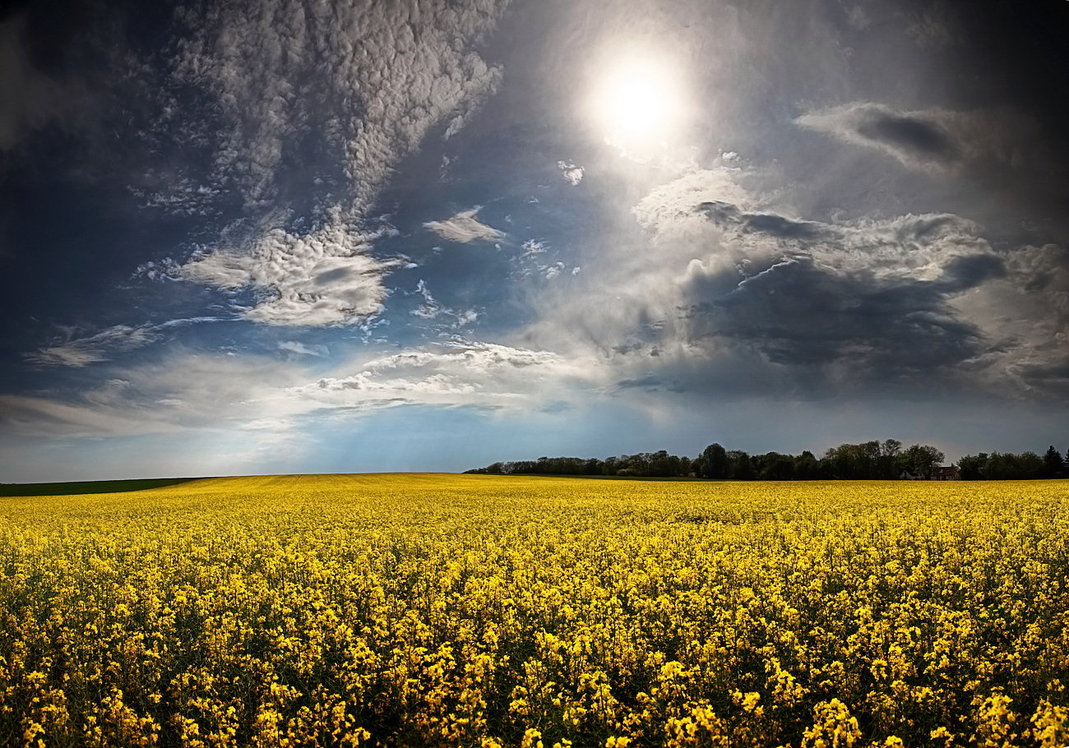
[1, 474, 1067, 746]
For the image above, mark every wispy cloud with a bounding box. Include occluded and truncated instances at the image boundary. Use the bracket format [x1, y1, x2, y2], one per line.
[424, 208, 506, 244]
[2, 352, 307, 438]
[278, 340, 328, 357]
[26, 316, 240, 368]
[1, 341, 599, 439]
[296, 341, 594, 413]
[27, 325, 159, 367]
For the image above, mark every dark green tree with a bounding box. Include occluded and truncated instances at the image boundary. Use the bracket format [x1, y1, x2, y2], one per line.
[793, 450, 821, 479]
[728, 450, 754, 480]
[898, 444, 944, 479]
[697, 443, 729, 479]
[1043, 445, 1065, 478]
[956, 454, 986, 480]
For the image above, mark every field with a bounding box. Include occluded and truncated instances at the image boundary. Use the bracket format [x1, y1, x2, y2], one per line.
[0, 475, 1067, 746]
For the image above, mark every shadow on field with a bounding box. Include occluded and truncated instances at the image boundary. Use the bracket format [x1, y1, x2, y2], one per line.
[0, 478, 198, 497]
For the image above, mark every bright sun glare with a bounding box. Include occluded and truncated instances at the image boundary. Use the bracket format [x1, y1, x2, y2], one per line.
[588, 53, 689, 151]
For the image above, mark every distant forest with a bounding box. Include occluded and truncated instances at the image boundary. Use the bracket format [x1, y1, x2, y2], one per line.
[466, 440, 1069, 480]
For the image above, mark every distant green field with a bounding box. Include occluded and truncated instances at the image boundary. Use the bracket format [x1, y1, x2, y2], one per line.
[0, 477, 195, 497]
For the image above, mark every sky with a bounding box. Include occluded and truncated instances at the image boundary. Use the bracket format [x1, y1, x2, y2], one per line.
[2, 0, 1068, 481]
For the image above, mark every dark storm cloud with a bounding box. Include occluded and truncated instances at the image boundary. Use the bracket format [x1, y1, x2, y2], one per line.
[697, 202, 831, 242]
[680, 257, 985, 375]
[936, 254, 1005, 292]
[855, 112, 959, 163]
[1012, 360, 1069, 400]
[616, 184, 1057, 398]
[795, 103, 962, 171]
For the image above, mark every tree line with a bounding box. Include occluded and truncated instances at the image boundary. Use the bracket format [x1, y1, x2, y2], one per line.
[956, 446, 1066, 480]
[466, 440, 1069, 480]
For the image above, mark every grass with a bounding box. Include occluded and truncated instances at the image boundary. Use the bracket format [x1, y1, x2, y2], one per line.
[0, 477, 197, 497]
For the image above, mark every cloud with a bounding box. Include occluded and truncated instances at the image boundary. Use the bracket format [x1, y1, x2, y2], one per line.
[632, 168, 754, 243]
[170, 0, 510, 325]
[174, 0, 508, 213]
[408, 279, 480, 329]
[795, 102, 1035, 175]
[424, 208, 505, 243]
[520, 165, 1066, 403]
[948, 242, 1069, 398]
[278, 340, 327, 357]
[680, 257, 987, 376]
[297, 341, 594, 413]
[665, 203, 1015, 386]
[696, 203, 995, 283]
[179, 220, 403, 326]
[1, 352, 307, 438]
[411, 279, 443, 320]
[675, 202, 1069, 397]
[557, 160, 584, 185]
[1, 340, 598, 439]
[27, 325, 159, 367]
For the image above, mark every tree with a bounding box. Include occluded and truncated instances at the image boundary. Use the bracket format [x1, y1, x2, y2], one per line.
[898, 444, 944, 479]
[728, 450, 754, 480]
[878, 439, 902, 479]
[1043, 445, 1065, 478]
[793, 450, 820, 480]
[824, 442, 880, 479]
[956, 454, 986, 480]
[759, 452, 795, 480]
[697, 443, 729, 479]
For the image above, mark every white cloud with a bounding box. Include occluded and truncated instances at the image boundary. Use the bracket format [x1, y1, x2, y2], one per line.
[278, 340, 328, 357]
[409, 279, 480, 329]
[632, 168, 754, 243]
[411, 279, 443, 320]
[1, 341, 601, 439]
[175, 0, 508, 213]
[179, 220, 403, 326]
[557, 159, 584, 185]
[27, 325, 159, 367]
[424, 208, 506, 244]
[454, 309, 480, 327]
[171, 0, 510, 325]
[1, 352, 307, 438]
[297, 341, 595, 413]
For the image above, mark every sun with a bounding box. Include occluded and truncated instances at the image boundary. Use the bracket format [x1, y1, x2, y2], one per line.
[587, 51, 690, 152]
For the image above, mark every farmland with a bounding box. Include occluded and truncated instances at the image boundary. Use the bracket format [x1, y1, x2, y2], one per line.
[0, 474, 1067, 746]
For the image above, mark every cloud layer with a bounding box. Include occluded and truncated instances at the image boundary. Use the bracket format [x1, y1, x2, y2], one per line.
[171, 0, 511, 325]
[1, 340, 595, 440]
